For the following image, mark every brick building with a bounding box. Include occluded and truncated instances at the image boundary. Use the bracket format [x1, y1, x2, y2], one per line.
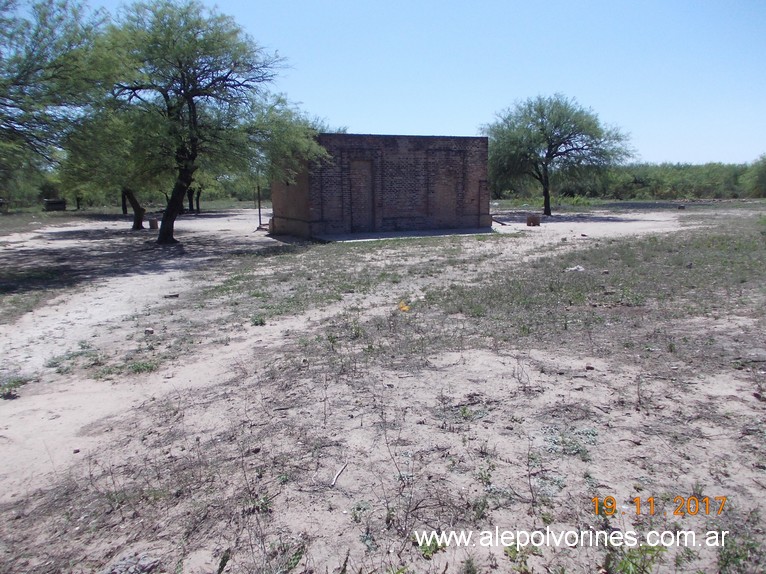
[270, 133, 491, 238]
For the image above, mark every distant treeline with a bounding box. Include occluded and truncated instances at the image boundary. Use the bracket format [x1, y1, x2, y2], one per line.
[5, 158, 766, 210]
[1, 167, 271, 211]
[495, 157, 766, 201]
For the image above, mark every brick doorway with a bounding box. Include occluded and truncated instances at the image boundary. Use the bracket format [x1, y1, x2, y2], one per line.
[429, 150, 464, 228]
[349, 159, 374, 232]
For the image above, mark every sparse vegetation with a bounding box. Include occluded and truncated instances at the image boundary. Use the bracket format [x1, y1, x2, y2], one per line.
[1, 205, 765, 573]
[127, 360, 158, 374]
[1, 373, 31, 399]
[2, 0, 761, 565]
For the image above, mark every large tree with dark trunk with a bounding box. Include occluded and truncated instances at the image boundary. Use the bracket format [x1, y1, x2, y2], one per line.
[107, 0, 282, 243]
[484, 94, 632, 215]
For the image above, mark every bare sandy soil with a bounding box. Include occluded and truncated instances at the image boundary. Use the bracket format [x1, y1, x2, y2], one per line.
[0, 209, 681, 497]
[1, 206, 763, 574]
[1, 211, 276, 496]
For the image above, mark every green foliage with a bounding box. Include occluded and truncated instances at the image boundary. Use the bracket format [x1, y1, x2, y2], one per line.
[504, 545, 541, 573]
[493, 160, 757, 202]
[244, 94, 331, 185]
[460, 557, 479, 574]
[1, 373, 31, 399]
[476, 462, 495, 486]
[607, 162, 749, 200]
[483, 97, 757, 203]
[206, 93, 330, 205]
[99, 0, 327, 242]
[605, 544, 667, 574]
[104, 0, 281, 227]
[127, 361, 157, 374]
[0, 0, 105, 207]
[59, 105, 175, 208]
[0, 159, 47, 207]
[742, 154, 766, 198]
[484, 93, 631, 213]
[0, 0, 105, 160]
[717, 510, 766, 573]
[417, 537, 445, 559]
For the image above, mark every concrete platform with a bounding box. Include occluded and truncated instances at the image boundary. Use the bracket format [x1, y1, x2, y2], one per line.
[313, 227, 494, 243]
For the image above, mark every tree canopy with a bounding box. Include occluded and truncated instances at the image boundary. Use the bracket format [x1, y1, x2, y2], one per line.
[59, 103, 175, 224]
[0, 0, 103, 163]
[102, 0, 325, 243]
[484, 94, 632, 215]
[743, 155, 766, 198]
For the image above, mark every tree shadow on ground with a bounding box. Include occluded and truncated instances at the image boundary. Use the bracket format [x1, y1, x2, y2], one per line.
[492, 210, 646, 225]
[602, 200, 709, 210]
[0, 221, 302, 296]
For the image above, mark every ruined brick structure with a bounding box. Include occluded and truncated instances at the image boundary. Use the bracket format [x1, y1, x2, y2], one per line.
[270, 133, 491, 238]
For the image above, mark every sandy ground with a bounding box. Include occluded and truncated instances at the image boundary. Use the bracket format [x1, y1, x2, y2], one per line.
[1, 213, 681, 483]
[2, 207, 727, 573]
[0, 211, 275, 498]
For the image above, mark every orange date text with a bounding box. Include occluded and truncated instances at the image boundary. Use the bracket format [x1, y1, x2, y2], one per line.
[592, 496, 727, 517]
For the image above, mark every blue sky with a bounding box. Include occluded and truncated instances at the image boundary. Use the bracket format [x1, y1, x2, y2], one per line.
[93, 0, 765, 164]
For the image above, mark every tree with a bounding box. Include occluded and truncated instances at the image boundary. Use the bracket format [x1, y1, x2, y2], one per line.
[0, 0, 104, 162]
[240, 96, 332, 226]
[173, 94, 330, 216]
[244, 95, 331, 184]
[59, 104, 174, 228]
[484, 94, 632, 215]
[106, 0, 288, 244]
[743, 155, 766, 198]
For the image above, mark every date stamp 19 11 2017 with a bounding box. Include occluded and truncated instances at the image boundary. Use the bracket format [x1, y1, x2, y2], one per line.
[592, 496, 727, 517]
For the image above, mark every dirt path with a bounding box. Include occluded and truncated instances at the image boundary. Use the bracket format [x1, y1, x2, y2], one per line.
[0, 211, 280, 500]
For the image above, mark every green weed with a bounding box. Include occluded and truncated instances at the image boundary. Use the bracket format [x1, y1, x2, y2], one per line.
[128, 361, 157, 374]
[504, 545, 541, 573]
[1, 373, 31, 399]
[416, 537, 445, 559]
[605, 544, 667, 574]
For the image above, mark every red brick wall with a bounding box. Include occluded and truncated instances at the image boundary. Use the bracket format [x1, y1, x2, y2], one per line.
[272, 134, 490, 237]
[270, 162, 314, 236]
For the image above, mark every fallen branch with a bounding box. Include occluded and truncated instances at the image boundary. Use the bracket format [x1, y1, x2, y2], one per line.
[331, 461, 348, 487]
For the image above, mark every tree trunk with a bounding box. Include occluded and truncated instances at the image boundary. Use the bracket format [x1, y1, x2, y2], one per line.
[542, 166, 552, 216]
[195, 187, 201, 213]
[186, 187, 194, 213]
[257, 181, 262, 227]
[158, 164, 195, 244]
[121, 190, 128, 215]
[122, 186, 146, 230]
